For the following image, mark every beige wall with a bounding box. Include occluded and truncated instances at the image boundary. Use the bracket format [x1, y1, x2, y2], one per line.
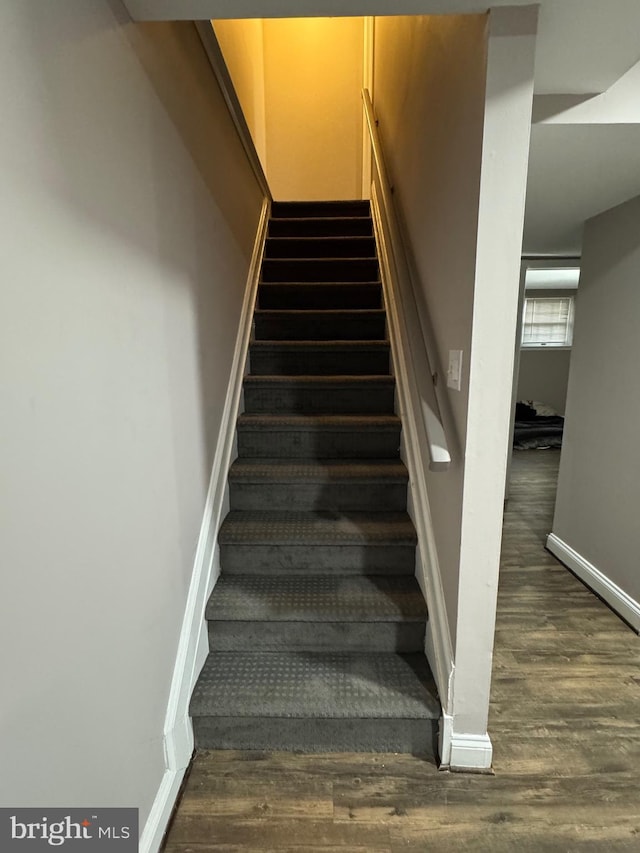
[373, 14, 488, 645]
[553, 193, 640, 609]
[213, 18, 267, 170]
[263, 17, 365, 200]
[0, 0, 262, 830]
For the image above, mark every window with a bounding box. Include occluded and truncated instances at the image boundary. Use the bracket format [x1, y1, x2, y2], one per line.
[522, 296, 574, 347]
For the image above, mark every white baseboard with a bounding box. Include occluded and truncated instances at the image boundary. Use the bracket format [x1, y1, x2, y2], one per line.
[448, 732, 493, 771]
[547, 533, 640, 632]
[140, 198, 270, 853]
[438, 713, 454, 766]
[139, 770, 184, 853]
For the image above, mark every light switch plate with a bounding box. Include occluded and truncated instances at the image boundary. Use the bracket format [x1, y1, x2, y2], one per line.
[447, 349, 463, 391]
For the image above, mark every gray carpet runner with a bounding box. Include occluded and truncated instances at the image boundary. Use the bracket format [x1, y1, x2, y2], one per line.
[190, 199, 440, 755]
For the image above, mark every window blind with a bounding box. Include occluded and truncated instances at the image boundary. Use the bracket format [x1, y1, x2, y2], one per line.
[522, 296, 574, 346]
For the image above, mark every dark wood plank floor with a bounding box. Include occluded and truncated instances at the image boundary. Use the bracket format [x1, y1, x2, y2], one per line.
[163, 450, 640, 852]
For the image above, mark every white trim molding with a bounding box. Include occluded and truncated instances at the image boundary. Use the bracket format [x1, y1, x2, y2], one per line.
[139, 770, 185, 853]
[439, 714, 493, 772]
[140, 198, 270, 853]
[448, 732, 493, 771]
[438, 713, 454, 767]
[547, 533, 640, 633]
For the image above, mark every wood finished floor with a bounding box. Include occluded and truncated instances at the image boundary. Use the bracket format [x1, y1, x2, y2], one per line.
[163, 450, 640, 852]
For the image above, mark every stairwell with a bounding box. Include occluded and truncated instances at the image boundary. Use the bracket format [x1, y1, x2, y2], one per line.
[190, 200, 440, 756]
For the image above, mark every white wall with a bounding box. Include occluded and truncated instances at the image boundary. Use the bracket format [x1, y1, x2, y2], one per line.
[0, 0, 263, 831]
[373, 8, 537, 764]
[373, 13, 488, 649]
[551, 193, 640, 624]
[517, 349, 571, 414]
[454, 6, 537, 748]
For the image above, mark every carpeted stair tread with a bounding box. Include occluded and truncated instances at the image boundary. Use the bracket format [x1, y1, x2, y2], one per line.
[249, 340, 391, 376]
[190, 651, 439, 719]
[261, 258, 379, 283]
[229, 459, 408, 483]
[265, 236, 377, 259]
[271, 200, 370, 218]
[238, 413, 400, 429]
[268, 216, 373, 238]
[255, 308, 386, 316]
[243, 374, 393, 385]
[243, 373, 395, 414]
[254, 309, 387, 341]
[251, 339, 390, 348]
[258, 282, 382, 310]
[236, 414, 401, 459]
[219, 511, 416, 545]
[228, 459, 408, 512]
[206, 575, 426, 622]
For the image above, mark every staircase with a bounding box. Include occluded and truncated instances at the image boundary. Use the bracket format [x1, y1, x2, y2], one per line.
[190, 200, 440, 756]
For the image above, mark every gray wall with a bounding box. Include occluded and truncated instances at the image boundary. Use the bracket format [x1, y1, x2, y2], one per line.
[517, 350, 571, 414]
[373, 14, 488, 644]
[0, 0, 263, 826]
[553, 193, 640, 607]
[516, 287, 573, 414]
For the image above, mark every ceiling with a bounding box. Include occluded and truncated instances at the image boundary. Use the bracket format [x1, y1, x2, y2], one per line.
[124, 0, 640, 256]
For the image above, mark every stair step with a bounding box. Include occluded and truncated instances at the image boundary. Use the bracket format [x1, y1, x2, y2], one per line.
[219, 510, 416, 574]
[237, 414, 401, 459]
[228, 459, 408, 511]
[243, 375, 395, 414]
[254, 309, 386, 341]
[258, 282, 382, 310]
[271, 200, 370, 219]
[188, 198, 442, 756]
[249, 340, 390, 376]
[262, 258, 379, 283]
[265, 236, 376, 259]
[207, 575, 427, 652]
[269, 217, 373, 238]
[190, 651, 439, 754]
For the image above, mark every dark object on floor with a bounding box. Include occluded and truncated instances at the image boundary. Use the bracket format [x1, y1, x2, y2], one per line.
[513, 400, 564, 449]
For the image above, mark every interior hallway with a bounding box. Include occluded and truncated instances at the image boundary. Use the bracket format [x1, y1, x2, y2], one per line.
[162, 450, 640, 852]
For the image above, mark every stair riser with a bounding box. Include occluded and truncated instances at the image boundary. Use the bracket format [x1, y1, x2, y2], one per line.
[243, 385, 395, 415]
[219, 544, 416, 574]
[269, 218, 373, 238]
[258, 283, 382, 310]
[254, 313, 386, 341]
[271, 200, 370, 219]
[208, 621, 426, 653]
[249, 346, 390, 376]
[229, 482, 408, 512]
[262, 259, 379, 283]
[192, 717, 437, 756]
[237, 428, 401, 459]
[265, 238, 376, 259]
